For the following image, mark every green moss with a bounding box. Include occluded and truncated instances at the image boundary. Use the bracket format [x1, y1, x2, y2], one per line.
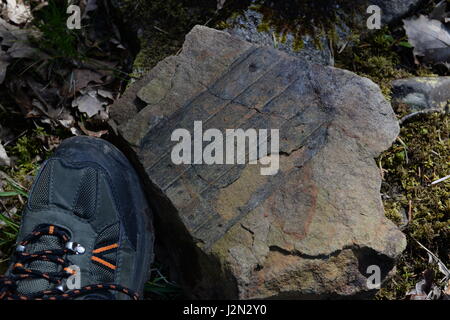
[0, 208, 21, 272]
[125, 0, 367, 74]
[7, 127, 50, 179]
[0, 127, 53, 269]
[334, 18, 448, 299]
[376, 113, 449, 299]
[336, 25, 440, 99]
[384, 202, 404, 226]
[336, 28, 432, 99]
[130, 31, 184, 78]
[122, 0, 224, 76]
[252, 0, 365, 47]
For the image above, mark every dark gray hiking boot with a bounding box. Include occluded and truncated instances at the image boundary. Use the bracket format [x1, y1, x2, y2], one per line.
[0, 136, 154, 300]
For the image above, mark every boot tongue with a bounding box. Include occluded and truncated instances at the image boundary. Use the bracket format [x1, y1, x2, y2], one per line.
[16, 234, 64, 295]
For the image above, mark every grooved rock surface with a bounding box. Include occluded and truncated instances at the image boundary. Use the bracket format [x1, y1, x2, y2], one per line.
[110, 26, 406, 299]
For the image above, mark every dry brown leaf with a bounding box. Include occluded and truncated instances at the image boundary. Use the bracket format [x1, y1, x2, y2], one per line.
[72, 90, 107, 118]
[430, 0, 448, 22]
[72, 69, 104, 93]
[7, 39, 40, 58]
[97, 89, 114, 100]
[445, 280, 450, 296]
[5, 0, 32, 25]
[79, 122, 108, 138]
[217, 0, 226, 11]
[0, 142, 10, 166]
[403, 15, 450, 66]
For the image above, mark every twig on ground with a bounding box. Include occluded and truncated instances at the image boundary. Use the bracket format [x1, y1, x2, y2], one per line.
[0, 171, 27, 193]
[378, 159, 385, 179]
[414, 239, 450, 282]
[408, 200, 413, 222]
[399, 109, 444, 125]
[153, 26, 169, 35]
[396, 137, 409, 164]
[4, 130, 28, 146]
[430, 174, 450, 186]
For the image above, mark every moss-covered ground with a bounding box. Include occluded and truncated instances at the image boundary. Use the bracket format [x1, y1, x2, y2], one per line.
[334, 21, 448, 301]
[376, 113, 449, 299]
[0, 0, 448, 299]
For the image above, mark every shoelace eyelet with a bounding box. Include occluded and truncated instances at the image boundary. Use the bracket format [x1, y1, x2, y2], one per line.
[56, 284, 65, 293]
[65, 242, 86, 255]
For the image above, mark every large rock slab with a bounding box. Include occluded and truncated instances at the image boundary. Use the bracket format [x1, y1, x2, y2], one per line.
[110, 26, 406, 299]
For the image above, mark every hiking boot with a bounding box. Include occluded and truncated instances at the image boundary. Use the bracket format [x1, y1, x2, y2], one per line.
[0, 136, 154, 300]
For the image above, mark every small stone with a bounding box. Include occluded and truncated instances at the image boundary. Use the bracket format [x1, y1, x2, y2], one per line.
[372, 0, 424, 24]
[392, 77, 450, 113]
